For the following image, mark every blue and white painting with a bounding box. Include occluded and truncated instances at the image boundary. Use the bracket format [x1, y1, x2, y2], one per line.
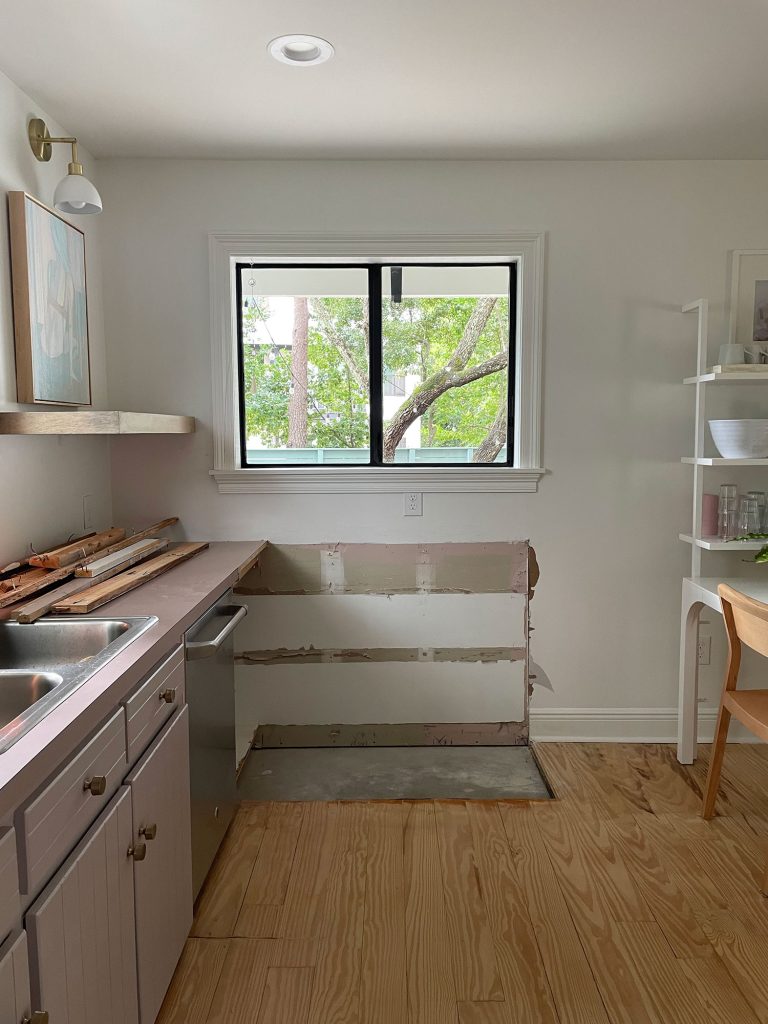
[25, 196, 90, 405]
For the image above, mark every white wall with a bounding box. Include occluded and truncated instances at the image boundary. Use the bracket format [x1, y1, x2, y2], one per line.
[0, 71, 112, 564]
[98, 158, 768, 737]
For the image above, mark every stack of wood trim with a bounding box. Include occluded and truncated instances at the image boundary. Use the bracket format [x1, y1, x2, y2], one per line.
[52, 543, 209, 614]
[0, 517, 200, 619]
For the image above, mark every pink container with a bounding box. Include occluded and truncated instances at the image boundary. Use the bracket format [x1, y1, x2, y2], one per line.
[702, 493, 719, 537]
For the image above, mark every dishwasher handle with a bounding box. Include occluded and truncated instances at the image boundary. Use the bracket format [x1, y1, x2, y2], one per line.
[185, 604, 248, 661]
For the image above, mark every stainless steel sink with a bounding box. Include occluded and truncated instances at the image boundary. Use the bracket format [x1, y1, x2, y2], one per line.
[0, 616, 157, 752]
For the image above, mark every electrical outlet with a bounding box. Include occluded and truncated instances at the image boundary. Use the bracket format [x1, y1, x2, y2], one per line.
[403, 491, 423, 516]
[697, 636, 711, 665]
[82, 493, 94, 532]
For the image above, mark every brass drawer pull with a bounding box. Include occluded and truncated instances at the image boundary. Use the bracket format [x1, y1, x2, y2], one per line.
[23, 1013, 49, 1023]
[139, 823, 157, 841]
[158, 687, 176, 704]
[83, 775, 107, 796]
[128, 842, 147, 861]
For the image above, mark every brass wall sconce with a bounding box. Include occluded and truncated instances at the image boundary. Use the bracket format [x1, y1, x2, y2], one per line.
[28, 117, 102, 215]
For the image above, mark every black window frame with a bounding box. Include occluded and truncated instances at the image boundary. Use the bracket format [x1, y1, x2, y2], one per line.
[235, 260, 518, 469]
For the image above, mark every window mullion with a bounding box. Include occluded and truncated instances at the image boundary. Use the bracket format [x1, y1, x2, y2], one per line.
[368, 266, 383, 466]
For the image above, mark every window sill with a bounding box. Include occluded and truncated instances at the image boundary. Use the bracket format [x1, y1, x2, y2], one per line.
[210, 466, 546, 494]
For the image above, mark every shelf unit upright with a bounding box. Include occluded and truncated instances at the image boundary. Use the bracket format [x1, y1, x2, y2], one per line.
[677, 298, 768, 764]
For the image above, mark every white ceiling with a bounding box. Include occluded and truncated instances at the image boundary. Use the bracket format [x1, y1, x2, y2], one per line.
[2, 0, 768, 160]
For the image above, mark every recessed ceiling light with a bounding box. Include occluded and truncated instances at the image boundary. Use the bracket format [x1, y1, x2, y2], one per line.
[268, 34, 334, 66]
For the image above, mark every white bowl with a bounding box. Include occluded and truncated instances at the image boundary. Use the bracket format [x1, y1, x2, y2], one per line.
[708, 419, 768, 459]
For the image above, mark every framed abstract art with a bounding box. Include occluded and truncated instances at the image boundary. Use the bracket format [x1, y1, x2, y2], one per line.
[8, 191, 92, 406]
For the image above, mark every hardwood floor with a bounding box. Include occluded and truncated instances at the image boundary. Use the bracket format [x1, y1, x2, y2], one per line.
[158, 743, 768, 1024]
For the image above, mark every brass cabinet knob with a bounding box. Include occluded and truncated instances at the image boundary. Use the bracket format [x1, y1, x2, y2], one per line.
[158, 687, 176, 704]
[139, 823, 157, 841]
[128, 842, 147, 862]
[23, 1013, 49, 1023]
[83, 775, 107, 796]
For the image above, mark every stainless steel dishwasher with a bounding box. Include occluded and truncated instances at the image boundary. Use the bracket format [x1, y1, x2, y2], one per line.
[184, 591, 247, 898]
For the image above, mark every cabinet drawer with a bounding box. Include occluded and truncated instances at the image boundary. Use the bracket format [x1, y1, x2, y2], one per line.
[16, 709, 127, 896]
[0, 930, 32, 1024]
[123, 645, 185, 766]
[0, 830, 20, 947]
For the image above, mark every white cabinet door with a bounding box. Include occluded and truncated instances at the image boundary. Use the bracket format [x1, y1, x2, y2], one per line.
[26, 788, 138, 1024]
[126, 707, 192, 1024]
[0, 931, 32, 1024]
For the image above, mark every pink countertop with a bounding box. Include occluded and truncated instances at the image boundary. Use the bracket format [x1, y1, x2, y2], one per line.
[0, 540, 265, 820]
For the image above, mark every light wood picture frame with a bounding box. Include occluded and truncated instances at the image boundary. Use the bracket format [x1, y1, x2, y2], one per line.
[727, 248, 768, 349]
[8, 191, 92, 406]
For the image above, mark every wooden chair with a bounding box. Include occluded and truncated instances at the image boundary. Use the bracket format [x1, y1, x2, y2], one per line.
[702, 584, 768, 891]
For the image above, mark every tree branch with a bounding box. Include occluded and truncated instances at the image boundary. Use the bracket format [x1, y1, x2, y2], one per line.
[311, 299, 369, 391]
[383, 350, 508, 460]
[382, 297, 500, 460]
[472, 395, 507, 463]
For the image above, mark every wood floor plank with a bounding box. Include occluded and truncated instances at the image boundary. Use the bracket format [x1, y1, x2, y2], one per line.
[632, 811, 731, 916]
[465, 802, 558, 1023]
[525, 805, 658, 1024]
[360, 802, 408, 1024]
[695, 913, 768, 1024]
[583, 743, 655, 814]
[233, 904, 281, 938]
[243, 802, 304, 904]
[306, 802, 369, 1024]
[606, 814, 713, 958]
[500, 804, 610, 1024]
[679, 952, 762, 1024]
[613, 921, 710, 1024]
[404, 802, 459, 1024]
[532, 800, 651, 924]
[256, 967, 313, 1024]
[626, 745, 704, 817]
[156, 938, 229, 1024]
[205, 938, 274, 1024]
[434, 801, 503, 1002]
[270, 938, 319, 967]
[278, 802, 341, 940]
[192, 807, 269, 937]
[456, 1002, 510, 1024]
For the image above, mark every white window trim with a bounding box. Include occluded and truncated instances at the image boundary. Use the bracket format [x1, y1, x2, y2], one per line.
[208, 231, 546, 493]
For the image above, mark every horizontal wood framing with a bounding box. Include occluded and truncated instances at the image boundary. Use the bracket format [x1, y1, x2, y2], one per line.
[253, 721, 528, 748]
[236, 662, 526, 731]
[236, 541, 532, 749]
[235, 542, 529, 596]
[237, 594, 526, 652]
[236, 646, 527, 666]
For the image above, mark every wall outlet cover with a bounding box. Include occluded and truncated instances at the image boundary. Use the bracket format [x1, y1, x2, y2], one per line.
[403, 492, 423, 516]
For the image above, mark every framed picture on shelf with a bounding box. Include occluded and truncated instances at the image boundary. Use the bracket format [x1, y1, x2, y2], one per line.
[728, 249, 768, 350]
[7, 191, 92, 406]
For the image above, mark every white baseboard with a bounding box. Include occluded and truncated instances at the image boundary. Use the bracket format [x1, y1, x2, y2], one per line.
[529, 706, 759, 744]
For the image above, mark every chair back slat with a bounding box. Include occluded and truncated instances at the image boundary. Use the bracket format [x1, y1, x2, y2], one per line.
[719, 584, 768, 658]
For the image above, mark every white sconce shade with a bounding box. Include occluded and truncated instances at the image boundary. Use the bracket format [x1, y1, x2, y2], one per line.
[53, 172, 102, 215]
[28, 117, 103, 215]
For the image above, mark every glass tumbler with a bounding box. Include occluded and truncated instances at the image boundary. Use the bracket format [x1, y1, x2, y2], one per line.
[738, 497, 761, 537]
[748, 490, 768, 532]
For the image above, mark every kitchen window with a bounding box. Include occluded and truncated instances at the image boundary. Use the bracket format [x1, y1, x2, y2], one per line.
[209, 233, 545, 492]
[236, 262, 515, 468]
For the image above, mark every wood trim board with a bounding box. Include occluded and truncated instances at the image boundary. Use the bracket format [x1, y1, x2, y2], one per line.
[75, 539, 169, 577]
[253, 722, 528, 748]
[52, 543, 209, 613]
[29, 529, 126, 568]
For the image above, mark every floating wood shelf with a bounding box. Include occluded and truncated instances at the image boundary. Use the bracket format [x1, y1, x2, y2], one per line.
[0, 411, 195, 435]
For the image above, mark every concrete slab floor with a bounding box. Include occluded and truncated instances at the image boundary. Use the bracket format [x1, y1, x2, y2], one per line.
[238, 745, 552, 801]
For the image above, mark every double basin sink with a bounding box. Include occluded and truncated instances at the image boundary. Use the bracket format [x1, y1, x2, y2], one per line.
[0, 616, 156, 753]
